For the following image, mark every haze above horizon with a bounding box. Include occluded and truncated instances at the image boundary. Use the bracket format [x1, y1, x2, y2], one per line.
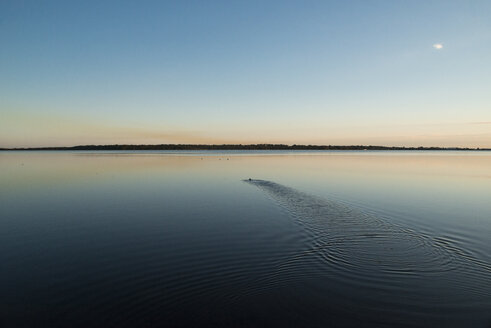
[1, 1, 490, 148]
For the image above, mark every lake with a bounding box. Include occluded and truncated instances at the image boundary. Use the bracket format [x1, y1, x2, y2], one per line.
[1, 151, 490, 327]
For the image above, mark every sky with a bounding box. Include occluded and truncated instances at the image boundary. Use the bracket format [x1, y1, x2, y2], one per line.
[1, 0, 490, 148]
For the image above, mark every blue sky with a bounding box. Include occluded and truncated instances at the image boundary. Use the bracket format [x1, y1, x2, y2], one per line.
[1, 0, 490, 147]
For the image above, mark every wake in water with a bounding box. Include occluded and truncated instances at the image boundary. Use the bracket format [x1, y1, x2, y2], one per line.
[242, 179, 491, 326]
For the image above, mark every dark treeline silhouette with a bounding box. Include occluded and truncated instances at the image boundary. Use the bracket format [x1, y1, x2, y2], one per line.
[1, 144, 489, 151]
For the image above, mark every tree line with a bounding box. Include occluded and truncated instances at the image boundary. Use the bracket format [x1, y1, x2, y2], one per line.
[1, 144, 488, 151]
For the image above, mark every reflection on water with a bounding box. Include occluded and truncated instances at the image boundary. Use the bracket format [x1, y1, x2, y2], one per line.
[1, 151, 490, 327]
[244, 179, 491, 326]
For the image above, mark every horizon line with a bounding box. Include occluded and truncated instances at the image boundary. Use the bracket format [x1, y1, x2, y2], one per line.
[1, 143, 490, 151]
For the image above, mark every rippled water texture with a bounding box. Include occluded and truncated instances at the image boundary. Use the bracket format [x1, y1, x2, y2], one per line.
[1, 151, 490, 327]
[244, 179, 491, 326]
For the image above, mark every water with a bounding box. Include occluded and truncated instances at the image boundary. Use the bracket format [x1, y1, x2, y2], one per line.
[1, 151, 490, 327]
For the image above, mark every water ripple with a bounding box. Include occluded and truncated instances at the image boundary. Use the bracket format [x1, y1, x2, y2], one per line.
[244, 179, 491, 312]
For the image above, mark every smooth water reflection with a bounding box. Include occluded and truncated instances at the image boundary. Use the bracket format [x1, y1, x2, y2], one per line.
[1, 151, 490, 327]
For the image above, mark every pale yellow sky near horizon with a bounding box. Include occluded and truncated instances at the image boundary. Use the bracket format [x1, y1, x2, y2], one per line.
[1, 111, 490, 148]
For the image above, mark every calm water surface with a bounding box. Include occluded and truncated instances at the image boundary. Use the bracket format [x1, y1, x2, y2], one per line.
[1, 151, 490, 327]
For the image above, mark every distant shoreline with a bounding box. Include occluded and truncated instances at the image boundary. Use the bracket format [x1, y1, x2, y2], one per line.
[1, 144, 490, 151]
